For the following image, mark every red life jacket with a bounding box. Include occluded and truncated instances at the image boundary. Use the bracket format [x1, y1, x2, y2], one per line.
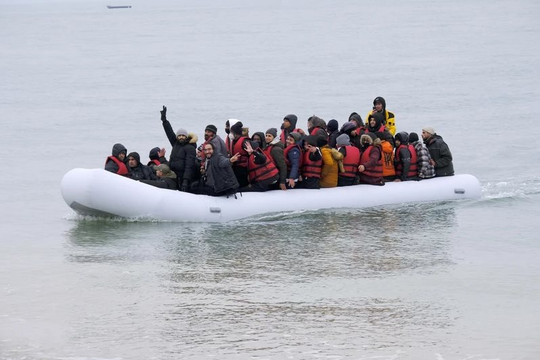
[147, 159, 160, 167]
[310, 127, 324, 136]
[226, 136, 249, 168]
[247, 150, 279, 183]
[340, 146, 361, 178]
[280, 128, 300, 144]
[105, 156, 128, 176]
[301, 151, 322, 178]
[359, 146, 383, 177]
[283, 144, 303, 170]
[395, 144, 418, 178]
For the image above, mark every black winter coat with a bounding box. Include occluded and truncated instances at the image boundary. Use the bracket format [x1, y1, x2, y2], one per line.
[162, 120, 197, 183]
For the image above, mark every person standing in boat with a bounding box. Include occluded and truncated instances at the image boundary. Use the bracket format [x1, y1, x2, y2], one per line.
[264, 128, 288, 191]
[160, 106, 198, 192]
[280, 114, 300, 144]
[327, 119, 340, 149]
[366, 97, 396, 135]
[336, 134, 360, 187]
[283, 133, 303, 189]
[409, 132, 435, 180]
[191, 143, 239, 196]
[127, 152, 158, 181]
[358, 133, 384, 185]
[393, 132, 418, 182]
[421, 127, 454, 177]
[298, 135, 323, 189]
[104, 143, 128, 175]
[141, 164, 178, 190]
[203, 124, 228, 158]
[226, 120, 250, 188]
[241, 141, 279, 192]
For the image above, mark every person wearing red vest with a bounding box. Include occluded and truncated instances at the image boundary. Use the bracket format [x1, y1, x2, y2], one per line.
[299, 135, 323, 189]
[226, 120, 250, 188]
[147, 147, 168, 168]
[241, 141, 280, 192]
[104, 143, 128, 176]
[394, 132, 418, 181]
[336, 134, 360, 187]
[280, 114, 300, 144]
[283, 133, 303, 188]
[265, 128, 288, 190]
[358, 133, 384, 185]
[307, 115, 327, 139]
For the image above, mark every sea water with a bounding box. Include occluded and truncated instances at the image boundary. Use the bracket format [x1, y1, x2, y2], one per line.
[1, 0, 539, 359]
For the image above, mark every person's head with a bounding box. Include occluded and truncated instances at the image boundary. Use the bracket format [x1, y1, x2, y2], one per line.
[225, 120, 230, 134]
[265, 128, 278, 143]
[421, 126, 435, 140]
[336, 133, 350, 147]
[176, 128, 188, 143]
[204, 124, 217, 140]
[327, 119, 339, 133]
[112, 143, 127, 160]
[316, 135, 328, 148]
[230, 120, 243, 139]
[127, 152, 140, 168]
[203, 143, 215, 159]
[360, 134, 374, 148]
[283, 114, 298, 129]
[286, 132, 301, 147]
[409, 132, 419, 143]
[304, 135, 318, 152]
[394, 132, 409, 147]
[148, 147, 160, 161]
[348, 112, 363, 128]
[373, 96, 386, 112]
[251, 132, 265, 145]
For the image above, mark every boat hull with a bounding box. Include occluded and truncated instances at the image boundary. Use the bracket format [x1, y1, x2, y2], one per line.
[61, 168, 481, 222]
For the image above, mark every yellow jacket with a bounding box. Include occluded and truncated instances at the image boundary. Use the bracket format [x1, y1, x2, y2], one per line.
[320, 146, 343, 188]
[366, 110, 396, 135]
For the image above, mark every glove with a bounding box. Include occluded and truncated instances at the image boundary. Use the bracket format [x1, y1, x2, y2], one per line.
[160, 105, 167, 121]
[181, 180, 189, 192]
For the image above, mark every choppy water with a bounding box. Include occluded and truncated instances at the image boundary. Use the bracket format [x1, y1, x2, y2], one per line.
[1, 0, 540, 359]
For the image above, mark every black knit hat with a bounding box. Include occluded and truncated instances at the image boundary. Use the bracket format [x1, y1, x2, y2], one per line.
[305, 135, 318, 147]
[205, 124, 217, 134]
[149, 147, 160, 160]
[409, 132, 419, 143]
[266, 128, 278, 138]
[230, 121, 243, 135]
[327, 119, 339, 132]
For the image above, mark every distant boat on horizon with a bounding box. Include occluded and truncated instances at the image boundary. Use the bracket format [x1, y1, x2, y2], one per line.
[107, 5, 132, 9]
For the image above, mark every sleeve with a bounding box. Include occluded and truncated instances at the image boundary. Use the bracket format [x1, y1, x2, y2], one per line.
[320, 149, 334, 178]
[386, 112, 396, 136]
[399, 148, 411, 180]
[253, 150, 267, 165]
[271, 146, 288, 184]
[162, 119, 177, 147]
[288, 148, 301, 180]
[435, 142, 453, 169]
[182, 146, 197, 182]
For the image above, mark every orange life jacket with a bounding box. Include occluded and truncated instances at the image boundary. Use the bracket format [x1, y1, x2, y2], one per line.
[380, 140, 396, 177]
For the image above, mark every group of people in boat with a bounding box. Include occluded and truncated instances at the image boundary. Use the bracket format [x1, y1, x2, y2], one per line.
[104, 96, 454, 196]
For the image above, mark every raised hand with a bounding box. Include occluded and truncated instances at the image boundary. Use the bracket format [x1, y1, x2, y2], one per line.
[160, 106, 167, 121]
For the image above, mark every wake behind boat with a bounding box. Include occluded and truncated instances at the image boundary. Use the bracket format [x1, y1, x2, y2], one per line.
[61, 168, 481, 222]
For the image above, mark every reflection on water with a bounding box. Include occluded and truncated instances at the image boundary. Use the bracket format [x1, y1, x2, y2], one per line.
[61, 204, 461, 358]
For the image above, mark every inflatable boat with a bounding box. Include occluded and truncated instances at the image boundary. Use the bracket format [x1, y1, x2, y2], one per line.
[61, 168, 481, 222]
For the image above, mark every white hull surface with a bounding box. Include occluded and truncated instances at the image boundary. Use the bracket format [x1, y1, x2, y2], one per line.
[61, 168, 481, 222]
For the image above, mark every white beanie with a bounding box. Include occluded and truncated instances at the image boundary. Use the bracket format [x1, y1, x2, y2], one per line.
[422, 126, 435, 135]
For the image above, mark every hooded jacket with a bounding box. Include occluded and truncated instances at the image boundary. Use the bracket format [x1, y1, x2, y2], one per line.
[127, 152, 158, 181]
[280, 114, 299, 143]
[359, 134, 383, 185]
[308, 116, 327, 139]
[394, 132, 417, 180]
[424, 134, 454, 176]
[365, 97, 396, 135]
[105, 143, 128, 174]
[141, 164, 178, 190]
[265, 137, 288, 185]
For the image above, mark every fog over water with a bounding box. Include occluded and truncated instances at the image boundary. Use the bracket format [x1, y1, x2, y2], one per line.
[1, 0, 540, 359]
